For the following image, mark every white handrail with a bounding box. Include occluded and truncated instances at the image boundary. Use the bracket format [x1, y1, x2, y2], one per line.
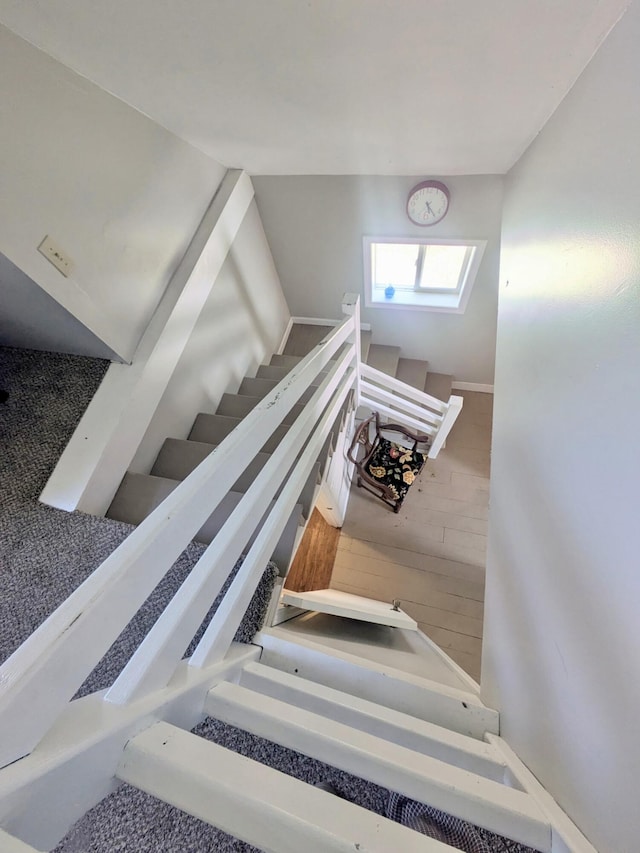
[105, 353, 355, 704]
[360, 379, 443, 428]
[360, 363, 448, 415]
[0, 304, 358, 767]
[0, 292, 464, 769]
[357, 363, 463, 459]
[190, 368, 356, 668]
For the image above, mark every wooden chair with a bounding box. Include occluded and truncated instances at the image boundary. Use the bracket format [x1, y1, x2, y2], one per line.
[347, 412, 430, 513]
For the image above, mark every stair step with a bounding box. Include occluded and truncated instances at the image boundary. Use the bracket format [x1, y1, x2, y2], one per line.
[237, 376, 279, 398]
[215, 393, 304, 422]
[205, 682, 549, 851]
[238, 661, 505, 781]
[151, 438, 216, 480]
[106, 472, 179, 524]
[366, 344, 401, 377]
[256, 627, 498, 738]
[189, 413, 291, 453]
[256, 364, 325, 394]
[118, 721, 440, 853]
[269, 352, 333, 385]
[152, 439, 271, 486]
[239, 375, 317, 405]
[425, 371, 453, 402]
[106, 474, 302, 570]
[396, 357, 429, 391]
[270, 353, 303, 369]
[256, 363, 320, 384]
[282, 323, 335, 357]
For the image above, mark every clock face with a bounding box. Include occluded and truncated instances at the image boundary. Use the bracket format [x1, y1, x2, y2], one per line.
[407, 181, 450, 226]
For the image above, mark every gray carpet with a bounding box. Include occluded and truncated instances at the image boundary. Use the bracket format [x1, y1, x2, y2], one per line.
[0, 346, 536, 853]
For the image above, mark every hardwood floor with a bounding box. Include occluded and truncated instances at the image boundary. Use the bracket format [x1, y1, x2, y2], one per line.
[284, 508, 340, 592]
[330, 390, 492, 682]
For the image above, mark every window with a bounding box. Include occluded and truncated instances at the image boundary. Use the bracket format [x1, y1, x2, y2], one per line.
[363, 236, 486, 313]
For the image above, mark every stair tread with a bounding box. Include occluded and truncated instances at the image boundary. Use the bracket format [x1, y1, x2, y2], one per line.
[270, 353, 302, 369]
[107, 472, 302, 570]
[282, 323, 335, 357]
[237, 376, 280, 398]
[366, 344, 401, 377]
[189, 413, 291, 453]
[396, 357, 429, 390]
[257, 627, 495, 737]
[151, 438, 215, 480]
[239, 661, 505, 780]
[106, 471, 180, 525]
[216, 393, 305, 423]
[424, 372, 453, 402]
[118, 721, 441, 853]
[152, 438, 271, 486]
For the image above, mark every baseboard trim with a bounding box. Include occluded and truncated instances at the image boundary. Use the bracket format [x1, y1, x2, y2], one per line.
[290, 316, 372, 331]
[276, 317, 294, 355]
[451, 381, 494, 394]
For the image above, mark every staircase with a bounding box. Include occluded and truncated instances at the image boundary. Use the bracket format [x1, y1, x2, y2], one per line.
[105, 371, 314, 575]
[0, 298, 594, 852]
[365, 340, 453, 401]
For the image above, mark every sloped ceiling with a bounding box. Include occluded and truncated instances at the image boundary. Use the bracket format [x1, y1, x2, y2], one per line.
[0, 0, 630, 174]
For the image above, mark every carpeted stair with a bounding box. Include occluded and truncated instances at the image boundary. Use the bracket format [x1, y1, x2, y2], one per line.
[104, 353, 334, 576]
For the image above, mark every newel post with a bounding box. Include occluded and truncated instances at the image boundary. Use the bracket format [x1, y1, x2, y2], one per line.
[341, 293, 361, 404]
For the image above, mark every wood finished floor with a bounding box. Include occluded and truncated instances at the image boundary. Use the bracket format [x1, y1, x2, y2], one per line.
[330, 390, 492, 682]
[284, 508, 340, 592]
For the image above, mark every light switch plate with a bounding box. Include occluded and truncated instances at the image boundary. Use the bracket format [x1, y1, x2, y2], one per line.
[38, 235, 73, 277]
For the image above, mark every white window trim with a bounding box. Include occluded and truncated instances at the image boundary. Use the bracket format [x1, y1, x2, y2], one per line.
[363, 236, 487, 314]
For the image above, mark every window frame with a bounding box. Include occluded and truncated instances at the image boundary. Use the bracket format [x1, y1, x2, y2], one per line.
[363, 235, 487, 313]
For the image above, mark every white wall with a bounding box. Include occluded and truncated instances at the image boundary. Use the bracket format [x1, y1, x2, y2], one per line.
[481, 4, 640, 851]
[0, 26, 225, 361]
[253, 175, 502, 384]
[0, 253, 117, 359]
[130, 199, 291, 473]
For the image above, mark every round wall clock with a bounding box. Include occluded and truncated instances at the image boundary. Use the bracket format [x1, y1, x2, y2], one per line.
[406, 180, 450, 226]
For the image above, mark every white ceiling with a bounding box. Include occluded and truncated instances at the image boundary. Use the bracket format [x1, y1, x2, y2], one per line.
[0, 0, 630, 175]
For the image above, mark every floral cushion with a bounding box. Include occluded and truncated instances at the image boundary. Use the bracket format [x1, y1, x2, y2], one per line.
[365, 438, 426, 506]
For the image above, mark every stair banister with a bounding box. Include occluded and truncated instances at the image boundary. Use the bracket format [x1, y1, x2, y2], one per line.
[189, 366, 356, 669]
[427, 395, 463, 458]
[341, 293, 362, 403]
[360, 363, 448, 415]
[0, 304, 358, 768]
[105, 352, 356, 704]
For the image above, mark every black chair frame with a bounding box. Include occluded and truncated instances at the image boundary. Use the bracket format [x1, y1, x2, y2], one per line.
[347, 412, 431, 513]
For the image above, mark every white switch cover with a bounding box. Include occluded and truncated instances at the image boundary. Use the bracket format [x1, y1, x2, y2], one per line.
[38, 235, 73, 277]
